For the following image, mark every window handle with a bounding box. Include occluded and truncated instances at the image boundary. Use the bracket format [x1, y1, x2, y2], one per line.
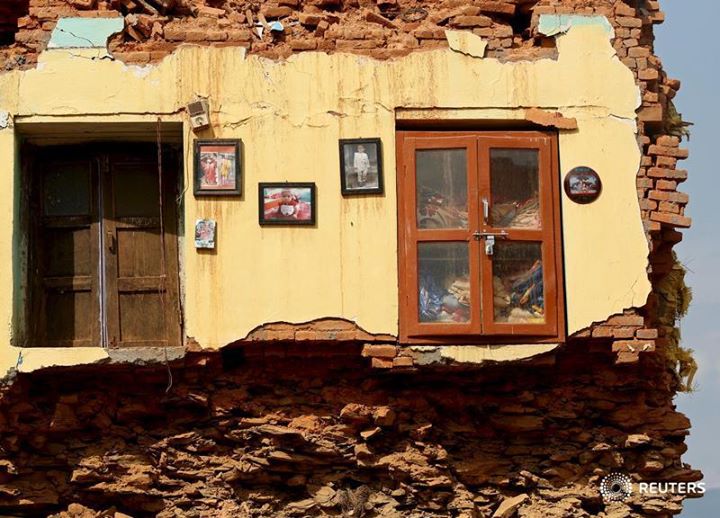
[482, 197, 489, 222]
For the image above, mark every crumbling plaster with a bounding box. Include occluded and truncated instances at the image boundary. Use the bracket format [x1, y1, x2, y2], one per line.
[0, 17, 651, 376]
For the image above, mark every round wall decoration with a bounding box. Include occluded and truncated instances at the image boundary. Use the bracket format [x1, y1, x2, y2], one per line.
[564, 166, 602, 204]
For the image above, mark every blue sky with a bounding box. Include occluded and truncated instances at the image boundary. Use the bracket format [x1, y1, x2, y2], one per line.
[654, 0, 720, 512]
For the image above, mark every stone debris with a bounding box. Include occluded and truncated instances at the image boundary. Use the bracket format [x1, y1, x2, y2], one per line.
[0, 341, 701, 517]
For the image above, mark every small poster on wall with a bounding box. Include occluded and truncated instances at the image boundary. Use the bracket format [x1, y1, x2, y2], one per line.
[194, 219, 216, 249]
[194, 139, 242, 196]
[259, 183, 316, 226]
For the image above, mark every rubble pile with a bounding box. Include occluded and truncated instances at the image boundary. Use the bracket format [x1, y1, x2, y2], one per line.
[0, 343, 701, 517]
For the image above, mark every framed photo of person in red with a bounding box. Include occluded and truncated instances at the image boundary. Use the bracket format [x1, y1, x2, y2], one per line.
[259, 183, 316, 226]
[194, 139, 242, 196]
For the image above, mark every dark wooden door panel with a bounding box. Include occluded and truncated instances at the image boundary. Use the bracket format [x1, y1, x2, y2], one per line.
[33, 156, 100, 347]
[30, 146, 181, 349]
[104, 152, 181, 348]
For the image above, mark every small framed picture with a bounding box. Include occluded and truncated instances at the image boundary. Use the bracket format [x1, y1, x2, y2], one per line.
[339, 138, 383, 195]
[194, 139, 242, 196]
[564, 166, 602, 204]
[194, 219, 216, 249]
[259, 183, 316, 226]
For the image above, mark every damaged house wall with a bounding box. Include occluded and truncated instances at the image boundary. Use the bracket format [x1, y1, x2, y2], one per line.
[1, 20, 648, 365]
[0, 0, 701, 516]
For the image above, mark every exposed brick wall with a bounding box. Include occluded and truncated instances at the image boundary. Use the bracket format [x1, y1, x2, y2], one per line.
[0, 344, 702, 517]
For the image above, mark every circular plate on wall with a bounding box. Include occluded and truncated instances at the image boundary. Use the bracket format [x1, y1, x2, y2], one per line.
[564, 166, 602, 204]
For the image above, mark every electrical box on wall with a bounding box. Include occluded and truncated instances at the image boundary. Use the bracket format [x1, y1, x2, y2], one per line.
[187, 99, 210, 131]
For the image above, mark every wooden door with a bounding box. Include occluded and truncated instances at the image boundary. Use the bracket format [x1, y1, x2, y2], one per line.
[103, 149, 181, 348]
[30, 145, 181, 348]
[32, 154, 101, 347]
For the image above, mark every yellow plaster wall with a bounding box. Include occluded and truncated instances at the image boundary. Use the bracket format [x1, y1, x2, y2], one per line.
[0, 24, 651, 374]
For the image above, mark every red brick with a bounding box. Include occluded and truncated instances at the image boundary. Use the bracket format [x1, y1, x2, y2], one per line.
[226, 29, 252, 42]
[639, 199, 657, 210]
[656, 135, 680, 147]
[656, 179, 677, 190]
[647, 168, 688, 181]
[299, 14, 323, 26]
[288, 39, 318, 51]
[612, 327, 636, 339]
[392, 357, 414, 368]
[262, 6, 293, 19]
[647, 145, 689, 159]
[617, 17, 643, 28]
[371, 357, 394, 369]
[608, 315, 644, 326]
[475, 1, 516, 15]
[638, 68, 659, 81]
[628, 47, 650, 58]
[650, 211, 692, 227]
[655, 155, 677, 168]
[615, 3, 636, 16]
[361, 345, 398, 359]
[451, 15, 492, 28]
[658, 201, 680, 213]
[636, 328, 659, 339]
[591, 326, 613, 338]
[649, 190, 688, 204]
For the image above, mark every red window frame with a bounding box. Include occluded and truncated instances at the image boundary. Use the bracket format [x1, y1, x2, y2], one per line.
[396, 131, 565, 344]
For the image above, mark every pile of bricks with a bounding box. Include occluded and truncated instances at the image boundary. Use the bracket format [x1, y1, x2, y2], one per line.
[0, 344, 701, 517]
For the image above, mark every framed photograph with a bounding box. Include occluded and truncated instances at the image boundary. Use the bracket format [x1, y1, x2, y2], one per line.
[564, 166, 602, 204]
[194, 219, 216, 249]
[194, 139, 242, 196]
[339, 138, 383, 195]
[259, 183, 316, 226]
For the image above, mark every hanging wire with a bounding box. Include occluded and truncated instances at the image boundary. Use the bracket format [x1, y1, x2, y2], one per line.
[156, 118, 173, 394]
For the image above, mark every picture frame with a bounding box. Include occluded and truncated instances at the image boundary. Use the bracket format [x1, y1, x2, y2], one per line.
[194, 139, 242, 196]
[194, 218, 216, 249]
[259, 183, 317, 226]
[564, 166, 602, 204]
[339, 138, 384, 195]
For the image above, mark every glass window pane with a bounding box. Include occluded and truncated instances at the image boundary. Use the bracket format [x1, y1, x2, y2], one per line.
[418, 242, 470, 323]
[490, 149, 540, 229]
[492, 242, 545, 324]
[43, 163, 91, 216]
[416, 149, 468, 229]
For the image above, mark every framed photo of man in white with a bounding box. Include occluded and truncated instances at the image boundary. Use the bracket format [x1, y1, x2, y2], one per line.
[339, 138, 384, 195]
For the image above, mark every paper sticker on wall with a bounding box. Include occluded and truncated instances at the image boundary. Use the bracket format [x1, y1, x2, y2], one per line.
[195, 219, 216, 249]
[564, 166, 602, 204]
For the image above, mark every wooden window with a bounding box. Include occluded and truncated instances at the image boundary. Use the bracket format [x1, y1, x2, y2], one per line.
[397, 131, 565, 343]
[27, 145, 181, 348]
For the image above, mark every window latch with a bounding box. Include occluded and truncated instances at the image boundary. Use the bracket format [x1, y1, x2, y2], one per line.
[472, 230, 508, 256]
[485, 235, 496, 256]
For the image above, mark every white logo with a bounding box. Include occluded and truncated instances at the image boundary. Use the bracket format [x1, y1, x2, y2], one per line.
[600, 473, 633, 502]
